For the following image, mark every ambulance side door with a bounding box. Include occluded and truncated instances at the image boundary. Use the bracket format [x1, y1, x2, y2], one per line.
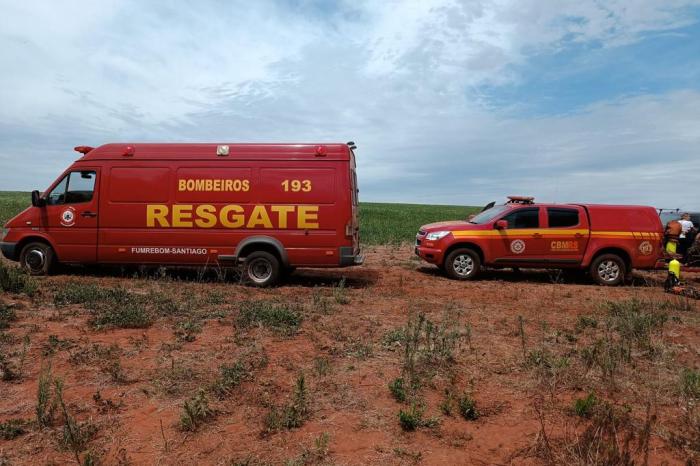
[42, 169, 100, 263]
[543, 206, 590, 264]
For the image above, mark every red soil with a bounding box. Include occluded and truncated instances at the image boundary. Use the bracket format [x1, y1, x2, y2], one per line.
[1, 246, 698, 465]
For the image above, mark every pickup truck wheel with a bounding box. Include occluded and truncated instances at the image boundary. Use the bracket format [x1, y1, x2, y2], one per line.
[445, 248, 481, 280]
[19, 242, 54, 276]
[244, 251, 280, 287]
[590, 254, 626, 286]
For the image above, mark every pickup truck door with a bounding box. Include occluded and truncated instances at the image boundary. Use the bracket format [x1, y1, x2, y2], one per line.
[493, 207, 548, 262]
[542, 206, 590, 263]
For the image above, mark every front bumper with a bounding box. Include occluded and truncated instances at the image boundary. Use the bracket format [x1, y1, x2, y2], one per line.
[1, 242, 18, 261]
[415, 245, 443, 264]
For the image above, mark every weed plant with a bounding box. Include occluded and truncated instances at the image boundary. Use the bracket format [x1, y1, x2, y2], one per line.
[0, 303, 16, 329]
[0, 263, 37, 296]
[180, 389, 213, 431]
[0, 419, 27, 440]
[236, 300, 303, 336]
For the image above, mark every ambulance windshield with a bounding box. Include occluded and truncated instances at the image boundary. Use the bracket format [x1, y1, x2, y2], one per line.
[469, 205, 508, 224]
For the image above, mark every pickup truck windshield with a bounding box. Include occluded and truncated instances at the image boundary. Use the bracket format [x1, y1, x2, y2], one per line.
[469, 205, 509, 224]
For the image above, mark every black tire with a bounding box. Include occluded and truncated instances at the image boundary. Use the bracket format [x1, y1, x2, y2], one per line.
[19, 241, 54, 276]
[243, 251, 281, 287]
[444, 248, 481, 280]
[589, 254, 626, 286]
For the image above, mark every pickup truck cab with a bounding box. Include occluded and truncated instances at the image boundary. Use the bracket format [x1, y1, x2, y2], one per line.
[415, 197, 663, 285]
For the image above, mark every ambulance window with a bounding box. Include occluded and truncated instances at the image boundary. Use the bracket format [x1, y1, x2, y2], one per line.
[64, 171, 96, 204]
[502, 208, 539, 229]
[547, 208, 579, 228]
[46, 176, 68, 205]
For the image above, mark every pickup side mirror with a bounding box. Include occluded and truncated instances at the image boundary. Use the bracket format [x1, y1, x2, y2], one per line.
[495, 219, 508, 230]
[31, 190, 46, 207]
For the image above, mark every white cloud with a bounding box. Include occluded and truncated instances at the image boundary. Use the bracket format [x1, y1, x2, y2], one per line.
[0, 0, 698, 209]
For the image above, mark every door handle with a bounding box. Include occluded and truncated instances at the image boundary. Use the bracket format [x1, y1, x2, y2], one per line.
[81, 211, 97, 218]
[532, 233, 542, 238]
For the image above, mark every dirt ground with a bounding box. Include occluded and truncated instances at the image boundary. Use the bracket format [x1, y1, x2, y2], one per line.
[1, 246, 699, 465]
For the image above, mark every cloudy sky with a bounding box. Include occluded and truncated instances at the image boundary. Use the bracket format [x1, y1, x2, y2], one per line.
[1, 0, 699, 208]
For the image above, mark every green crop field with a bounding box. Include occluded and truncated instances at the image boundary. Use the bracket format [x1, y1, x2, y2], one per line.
[358, 202, 479, 244]
[0, 191, 478, 245]
[0, 192, 30, 226]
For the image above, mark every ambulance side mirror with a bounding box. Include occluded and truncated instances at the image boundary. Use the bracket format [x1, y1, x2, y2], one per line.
[495, 220, 508, 230]
[31, 190, 45, 207]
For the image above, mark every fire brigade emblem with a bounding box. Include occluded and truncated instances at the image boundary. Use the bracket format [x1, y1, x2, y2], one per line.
[60, 207, 76, 227]
[510, 239, 526, 254]
[638, 241, 653, 255]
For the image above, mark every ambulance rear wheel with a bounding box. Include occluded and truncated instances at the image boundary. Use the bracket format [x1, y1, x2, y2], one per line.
[590, 254, 626, 286]
[445, 248, 481, 280]
[244, 251, 280, 287]
[19, 241, 54, 276]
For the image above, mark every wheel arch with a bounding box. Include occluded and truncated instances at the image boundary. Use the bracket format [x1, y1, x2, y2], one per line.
[589, 247, 631, 271]
[443, 242, 484, 266]
[15, 235, 59, 261]
[235, 236, 289, 267]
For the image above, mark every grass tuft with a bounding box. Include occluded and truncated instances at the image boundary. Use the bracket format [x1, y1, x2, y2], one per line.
[0, 302, 16, 329]
[458, 394, 479, 421]
[180, 389, 214, 432]
[236, 300, 303, 336]
[680, 369, 700, 400]
[264, 374, 309, 432]
[389, 377, 407, 403]
[573, 392, 598, 418]
[0, 263, 38, 296]
[398, 404, 423, 431]
[0, 419, 27, 440]
[36, 363, 56, 427]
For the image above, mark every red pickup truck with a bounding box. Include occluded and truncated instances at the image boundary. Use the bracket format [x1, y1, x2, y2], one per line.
[415, 197, 663, 285]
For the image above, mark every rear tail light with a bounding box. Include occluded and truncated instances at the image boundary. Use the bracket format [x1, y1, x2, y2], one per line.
[345, 223, 353, 237]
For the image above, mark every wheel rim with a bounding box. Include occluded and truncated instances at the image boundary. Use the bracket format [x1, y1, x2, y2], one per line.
[25, 249, 45, 272]
[248, 258, 272, 284]
[597, 260, 620, 282]
[453, 254, 474, 277]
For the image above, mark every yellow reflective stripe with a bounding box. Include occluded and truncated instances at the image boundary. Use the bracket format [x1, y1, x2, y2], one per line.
[531, 229, 589, 235]
[452, 230, 501, 237]
[452, 229, 660, 239]
[452, 228, 589, 238]
[591, 231, 635, 237]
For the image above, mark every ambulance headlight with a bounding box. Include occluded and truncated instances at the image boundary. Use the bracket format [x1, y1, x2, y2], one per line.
[425, 231, 450, 241]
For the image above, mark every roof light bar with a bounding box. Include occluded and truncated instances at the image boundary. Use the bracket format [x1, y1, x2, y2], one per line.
[74, 146, 94, 154]
[507, 196, 535, 204]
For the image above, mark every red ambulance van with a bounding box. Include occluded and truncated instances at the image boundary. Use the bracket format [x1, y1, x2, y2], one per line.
[1, 142, 363, 286]
[415, 197, 664, 285]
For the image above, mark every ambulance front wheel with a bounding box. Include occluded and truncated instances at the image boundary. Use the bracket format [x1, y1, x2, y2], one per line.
[19, 241, 55, 276]
[244, 251, 281, 287]
[444, 248, 481, 280]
